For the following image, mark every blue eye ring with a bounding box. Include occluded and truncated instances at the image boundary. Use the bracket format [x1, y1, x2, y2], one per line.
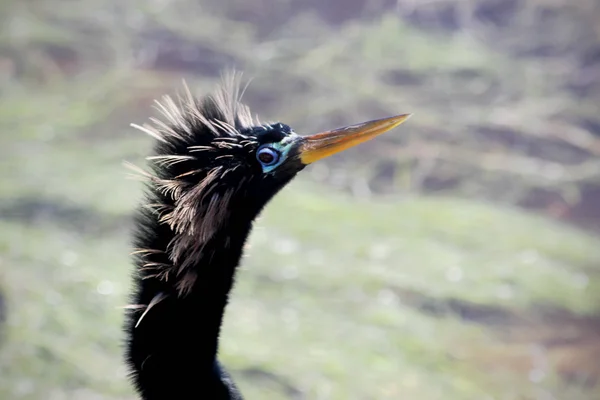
[256, 146, 281, 167]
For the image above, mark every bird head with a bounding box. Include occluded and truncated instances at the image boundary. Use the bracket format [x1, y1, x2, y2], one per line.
[129, 75, 411, 286]
[206, 113, 412, 206]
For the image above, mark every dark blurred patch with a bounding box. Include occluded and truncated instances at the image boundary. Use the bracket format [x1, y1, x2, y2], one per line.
[470, 124, 591, 162]
[42, 43, 80, 75]
[399, 2, 462, 31]
[394, 285, 600, 326]
[559, 185, 600, 232]
[236, 367, 305, 399]
[393, 286, 600, 388]
[446, 68, 502, 101]
[0, 198, 129, 236]
[518, 184, 600, 233]
[224, 0, 397, 35]
[401, 0, 521, 32]
[133, 29, 240, 75]
[576, 117, 600, 138]
[473, 0, 521, 28]
[393, 286, 521, 326]
[565, 75, 600, 99]
[381, 69, 424, 87]
[292, 0, 397, 26]
[580, 46, 600, 70]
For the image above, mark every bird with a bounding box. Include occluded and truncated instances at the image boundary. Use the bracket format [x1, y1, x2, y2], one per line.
[123, 72, 411, 399]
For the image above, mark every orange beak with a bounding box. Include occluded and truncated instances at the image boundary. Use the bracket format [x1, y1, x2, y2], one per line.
[298, 114, 412, 164]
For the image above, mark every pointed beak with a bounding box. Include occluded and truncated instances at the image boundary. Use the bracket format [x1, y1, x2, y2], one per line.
[298, 114, 412, 165]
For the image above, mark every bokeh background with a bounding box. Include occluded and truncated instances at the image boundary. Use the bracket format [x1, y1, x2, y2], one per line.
[1, 0, 600, 399]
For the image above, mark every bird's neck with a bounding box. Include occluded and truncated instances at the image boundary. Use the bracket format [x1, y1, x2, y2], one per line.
[126, 206, 255, 399]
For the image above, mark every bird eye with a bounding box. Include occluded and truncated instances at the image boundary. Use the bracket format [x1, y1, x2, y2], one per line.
[256, 146, 280, 166]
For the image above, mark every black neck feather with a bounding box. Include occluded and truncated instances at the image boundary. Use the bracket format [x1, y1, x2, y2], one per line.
[125, 193, 256, 399]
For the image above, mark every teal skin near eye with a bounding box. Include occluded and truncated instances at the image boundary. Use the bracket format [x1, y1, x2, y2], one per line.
[256, 142, 293, 174]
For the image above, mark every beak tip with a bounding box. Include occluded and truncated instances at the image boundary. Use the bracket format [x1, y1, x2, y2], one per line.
[390, 113, 412, 127]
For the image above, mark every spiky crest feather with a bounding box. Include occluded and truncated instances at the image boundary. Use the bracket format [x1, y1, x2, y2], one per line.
[128, 72, 258, 300]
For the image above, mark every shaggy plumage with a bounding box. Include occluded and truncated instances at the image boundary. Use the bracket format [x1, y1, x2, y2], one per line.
[127, 75, 259, 298]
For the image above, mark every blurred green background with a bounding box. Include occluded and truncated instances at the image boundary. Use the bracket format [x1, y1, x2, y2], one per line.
[1, 0, 600, 399]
